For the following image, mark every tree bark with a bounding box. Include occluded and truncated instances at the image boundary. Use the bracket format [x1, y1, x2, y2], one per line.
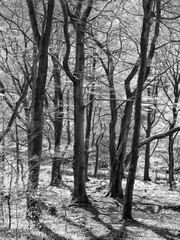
[144, 88, 153, 181]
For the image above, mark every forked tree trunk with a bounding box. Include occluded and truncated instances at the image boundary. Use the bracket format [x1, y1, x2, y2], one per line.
[123, 0, 155, 220]
[110, 0, 160, 199]
[60, 0, 93, 204]
[109, 99, 134, 199]
[106, 52, 140, 198]
[26, 0, 54, 221]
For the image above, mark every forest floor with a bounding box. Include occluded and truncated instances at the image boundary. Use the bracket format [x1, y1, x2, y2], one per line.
[0, 156, 180, 240]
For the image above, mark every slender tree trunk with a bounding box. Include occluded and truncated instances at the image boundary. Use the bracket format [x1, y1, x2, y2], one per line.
[123, 0, 154, 219]
[85, 58, 96, 181]
[93, 38, 117, 180]
[51, 54, 63, 186]
[144, 105, 152, 181]
[106, 53, 140, 198]
[93, 119, 105, 178]
[108, 99, 134, 199]
[167, 80, 179, 188]
[168, 133, 174, 188]
[94, 40, 118, 196]
[144, 84, 158, 181]
[66, 87, 71, 146]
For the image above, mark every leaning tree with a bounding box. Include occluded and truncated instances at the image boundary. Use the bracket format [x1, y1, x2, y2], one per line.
[123, 0, 157, 220]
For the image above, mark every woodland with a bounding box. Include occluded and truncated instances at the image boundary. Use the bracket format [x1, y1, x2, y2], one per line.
[0, 0, 180, 239]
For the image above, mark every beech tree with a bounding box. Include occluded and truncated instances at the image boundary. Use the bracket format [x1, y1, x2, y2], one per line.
[59, 0, 93, 203]
[25, 0, 54, 220]
[123, 0, 157, 220]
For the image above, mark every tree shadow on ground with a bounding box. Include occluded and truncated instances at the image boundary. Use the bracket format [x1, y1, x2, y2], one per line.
[33, 197, 180, 240]
[123, 219, 180, 240]
[37, 222, 71, 240]
[60, 203, 125, 239]
[61, 203, 180, 240]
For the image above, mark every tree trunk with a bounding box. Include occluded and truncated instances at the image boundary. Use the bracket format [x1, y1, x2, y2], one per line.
[85, 58, 96, 181]
[72, 80, 89, 202]
[51, 53, 63, 186]
[93, 38, 117, 180]
[110, 99, 134, 199]
[123, 0, 154, 220]
[94, 39, 118, 197]
[93, 119, 105, 178]
[26, 0, 54, 221]
[60, 0, 93, 204]
[66, 87, 71, 146]
[168, 133, 174, 188]
[144, 84, 158, 181]
[167, 79, 179, 188]
[144, 105, 152, 181]
[72, 21, 89, 202]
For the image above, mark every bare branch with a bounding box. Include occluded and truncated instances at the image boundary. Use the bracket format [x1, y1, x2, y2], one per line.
[139, 127, 180, 147]
[0, 79, 31, 142]
[26, 0, 41, 46]
[59, 0, 76, 82]
[82, 0, 94, 23]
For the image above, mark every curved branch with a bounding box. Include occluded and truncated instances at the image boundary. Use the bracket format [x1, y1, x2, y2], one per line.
[59, 0, 76, 82]
[139, 126, 180, 147]
[0, 80, 31, 142]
